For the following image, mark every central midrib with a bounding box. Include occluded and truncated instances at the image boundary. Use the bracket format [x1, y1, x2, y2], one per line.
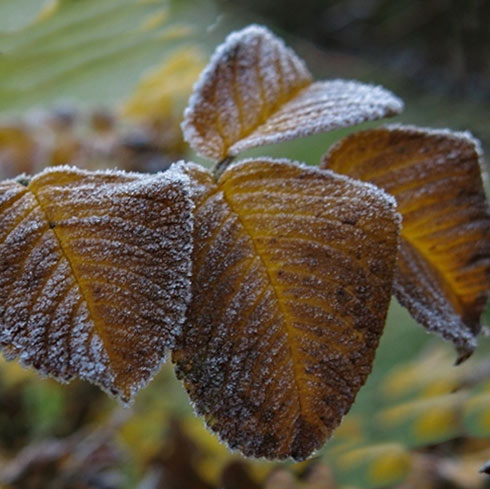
[28, 184, 118, 380]
[219, 186, 307, 438]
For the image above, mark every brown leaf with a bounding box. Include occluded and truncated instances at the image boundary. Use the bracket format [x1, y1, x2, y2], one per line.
[322, 125, 490, 361]
[182, 25, 403, 161]
[0, 165, 193, 402]
[220, 460, 261, 489]
[149, 419, 214, 489]
[0, 125, 39, 179]
[173, 159, 400, 460]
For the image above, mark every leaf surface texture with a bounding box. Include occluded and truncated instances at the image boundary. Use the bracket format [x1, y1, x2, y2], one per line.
[322, 126, 490, 360]
[173, 158, 400, 459]
[0, 165, 193, 402]
[182, 25, 403, 161]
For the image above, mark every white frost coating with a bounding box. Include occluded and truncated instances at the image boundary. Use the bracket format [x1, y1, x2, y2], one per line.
[228, 81, 404, 156]
[0, 163, 195, 403]
[395, 274, 477, 349]
[227, 156, 401, 220]
[174, 157, 402, 460]
[384, 123, 488, 184]
[170, 161, 208, 201]
[323, 124, 490, 361]
[35, 164, 152, 180]
[394, 242, 479, 360]
[181, 24, 312, 160]
[181, 23, 403, 161]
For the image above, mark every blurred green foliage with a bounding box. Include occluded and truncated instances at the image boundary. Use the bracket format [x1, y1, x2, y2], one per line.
[0, 0, 216, 114]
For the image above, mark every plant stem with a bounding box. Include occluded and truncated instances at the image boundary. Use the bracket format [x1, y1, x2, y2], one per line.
[213, 156, 235, 180]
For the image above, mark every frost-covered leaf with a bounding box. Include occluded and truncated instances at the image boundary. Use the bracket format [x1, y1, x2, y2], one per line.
[0, 165, 193, 402]
[182, 25, 403, 161]
[322, 125, 490, 361]
[480, 460, 490, 474]
[172, 158, 400, 460]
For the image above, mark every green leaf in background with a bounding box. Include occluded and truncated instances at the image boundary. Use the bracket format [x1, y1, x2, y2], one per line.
[22, 381, 65, 440]
[0, 0, 216, 115]
[464, 391, 490, 438]
[332, 443, 412, 488]
[0, 0, 48, 33]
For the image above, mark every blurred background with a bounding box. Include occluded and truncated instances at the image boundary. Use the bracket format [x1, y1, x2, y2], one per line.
[0, 1, 489, 488]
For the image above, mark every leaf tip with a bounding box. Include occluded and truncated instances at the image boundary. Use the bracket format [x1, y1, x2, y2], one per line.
[479, 460, 490, 474]
[15, 174, 31, 187]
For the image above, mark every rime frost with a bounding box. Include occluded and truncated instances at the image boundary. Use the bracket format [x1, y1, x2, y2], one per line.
[323, 125, 490, 361]
[182, 24, 402, 161]
[173, 158, 400, 460]
[0, 164, 194, 403]
[229, 81, 403, 156]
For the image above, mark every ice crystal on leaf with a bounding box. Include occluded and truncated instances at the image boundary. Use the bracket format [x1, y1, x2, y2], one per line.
[182, 25, 403, 161]
[322, 126, 490, 362]
[173, 159, 400, 460]
[1, 22, 489, 463]
[0, 165, 194, 403]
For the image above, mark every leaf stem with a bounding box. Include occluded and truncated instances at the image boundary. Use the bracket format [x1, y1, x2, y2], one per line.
[213, 156, 235, 180]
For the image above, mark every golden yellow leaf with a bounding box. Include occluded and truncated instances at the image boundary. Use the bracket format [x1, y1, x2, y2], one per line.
[322, 125, 490, 361]
[172, 158, 400, 460]
[0, 125, 39, 179]
[378, 393, 465, 445]
[34, 0, 60, 23]
[139, 8, 169, 32]
[182, 25, 403, 161]
[122, 47, 205, 124]
[337, 443, 412, 487]
[0, 165, 193, 402]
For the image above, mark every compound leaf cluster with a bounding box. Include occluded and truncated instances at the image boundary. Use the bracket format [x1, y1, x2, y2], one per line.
[0, 24, 489, 461]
